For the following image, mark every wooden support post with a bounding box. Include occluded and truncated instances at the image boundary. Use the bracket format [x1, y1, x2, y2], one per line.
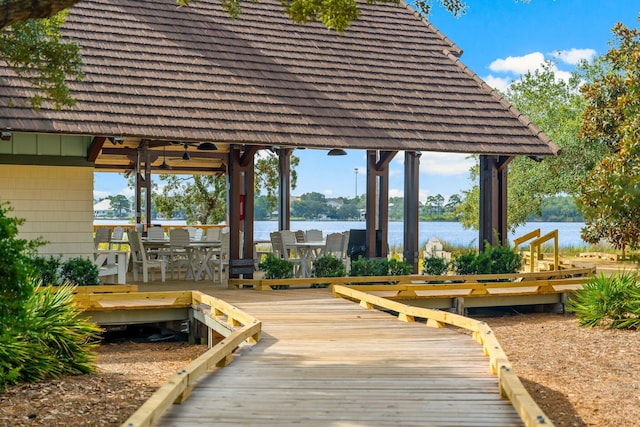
[403, 151, 420, 273]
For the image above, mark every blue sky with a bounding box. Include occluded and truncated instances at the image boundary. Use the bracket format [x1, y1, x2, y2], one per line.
[94, 0, 640, 202]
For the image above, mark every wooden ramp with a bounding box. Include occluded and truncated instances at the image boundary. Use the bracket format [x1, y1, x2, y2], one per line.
[157, 289, 523, 426]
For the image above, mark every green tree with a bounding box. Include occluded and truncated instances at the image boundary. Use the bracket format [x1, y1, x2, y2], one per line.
[457, 61, 593, 231]
[577, 20, 640, 253]
[153, 175, 226, 224]
[255, 152, 299, 214]
[291, 192, 330, 219]
[254, 195, 272, 220]
[107, 194, 130, 217]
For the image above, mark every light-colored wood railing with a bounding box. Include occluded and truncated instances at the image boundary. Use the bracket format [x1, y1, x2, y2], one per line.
[332, 285, 555, 427]
[229, 267, 595, 292]
[73, 291, 261, 427]
[514, 228, 561, 272]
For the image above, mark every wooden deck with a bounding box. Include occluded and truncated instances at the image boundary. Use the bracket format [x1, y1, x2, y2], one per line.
[156, 288, 523, 426]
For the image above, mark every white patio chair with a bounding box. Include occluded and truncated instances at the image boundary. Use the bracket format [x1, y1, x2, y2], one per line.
[294, 230, 306, 243]
[323, 232, 345, 259]
[168, 228, 191, 279]
[270, 231, 302, 277]
[109, 226, 124, 250]
[94, 227, 111, 249]
[205, 227, 221, 241]
[128, 230, 166, 283]
[305, 229, 323, 242]
[147, 226, 166, 240]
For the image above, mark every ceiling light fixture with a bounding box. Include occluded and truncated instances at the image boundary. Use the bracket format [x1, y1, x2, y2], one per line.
[327, 148, 347, 156]
[158, 146, 172, 170]
[197, 142, 218, 151]
[182, 144, 191, 160]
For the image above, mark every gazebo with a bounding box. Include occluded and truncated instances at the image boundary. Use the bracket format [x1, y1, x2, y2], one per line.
[0, 0, 559, 273]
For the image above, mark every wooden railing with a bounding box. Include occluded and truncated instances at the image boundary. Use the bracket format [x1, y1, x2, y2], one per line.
[332, 285, 555, 427]
[514, 228, 560, 272]
[74, 291, 261, 427]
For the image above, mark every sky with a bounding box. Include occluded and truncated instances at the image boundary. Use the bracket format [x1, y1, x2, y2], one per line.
[94, 0, 640, 203]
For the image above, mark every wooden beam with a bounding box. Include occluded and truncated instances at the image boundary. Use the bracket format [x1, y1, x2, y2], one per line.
[87, 136, 107, 162]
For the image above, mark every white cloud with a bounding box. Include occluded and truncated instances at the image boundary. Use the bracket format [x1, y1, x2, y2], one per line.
[323, 189, 334, 196]
[389, 188, 403, 198]
[482, 74, 511, 92]
[420, 153, 475, 176]
[489, 52, 545, 75]
[552, 48, 597, 65]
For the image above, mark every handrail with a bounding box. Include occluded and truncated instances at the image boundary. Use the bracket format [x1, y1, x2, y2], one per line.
[74, 290, 261, 427]
[529, 229, 559, 272]
[332, 285, 555, 427]
[229, 266, 595, 290]
[513, 228, 541, 248]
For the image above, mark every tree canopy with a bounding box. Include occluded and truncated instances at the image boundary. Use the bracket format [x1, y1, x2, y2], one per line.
[577, 20, 640, 252]
[457, 60, 591, 231]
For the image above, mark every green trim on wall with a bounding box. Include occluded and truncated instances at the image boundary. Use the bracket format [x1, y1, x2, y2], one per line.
[0, 154, 94, 167]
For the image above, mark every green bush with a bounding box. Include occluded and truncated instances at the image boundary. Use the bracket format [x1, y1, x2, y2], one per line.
[32, 255, 62, 285]
[423, 253, 449, 276]
[567, 272, 640, 329]
[60, 257, 100, 286]
[349, 257, 411, 277]
[450, 243, 522, 276]
[311, 255, 346, 288]
[258, 254, 293, 289]
[0, 282, 102, 389]
[0, 201, 42, 325]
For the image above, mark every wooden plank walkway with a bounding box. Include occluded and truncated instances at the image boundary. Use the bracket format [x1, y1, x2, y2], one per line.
[157, 289, 523, 426]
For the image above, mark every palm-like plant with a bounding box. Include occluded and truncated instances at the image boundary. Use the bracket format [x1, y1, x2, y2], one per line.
[567, 272, 640, 329]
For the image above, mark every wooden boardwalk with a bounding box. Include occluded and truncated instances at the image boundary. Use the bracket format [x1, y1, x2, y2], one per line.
[157, 289, 523, 426]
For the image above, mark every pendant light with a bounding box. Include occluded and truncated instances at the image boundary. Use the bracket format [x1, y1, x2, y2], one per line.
[182, 144, 190, 160]
[158, 146, 172, 170]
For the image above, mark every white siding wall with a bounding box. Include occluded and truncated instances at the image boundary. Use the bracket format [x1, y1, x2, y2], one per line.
[0, 165, 94, 260]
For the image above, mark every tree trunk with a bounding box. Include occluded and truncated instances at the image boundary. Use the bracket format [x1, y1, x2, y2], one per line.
[1, 0, 81, 29]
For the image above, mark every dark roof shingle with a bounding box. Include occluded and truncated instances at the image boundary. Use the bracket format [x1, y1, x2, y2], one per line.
[0, 0, 559, 156]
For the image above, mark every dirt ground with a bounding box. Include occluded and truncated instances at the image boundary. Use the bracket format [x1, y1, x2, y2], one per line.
[1, 257, 638, 426]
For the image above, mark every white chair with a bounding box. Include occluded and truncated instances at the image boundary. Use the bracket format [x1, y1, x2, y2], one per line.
[270, 231, 302, 277]
[94, 227, 111, 249]
[193, 228, 204, 240]
[323, 232, 345, 259]
[210, 230, 230, 283]
[128, 230, 166, 283]
[186, 226, 198, 240]
[295, 230, 306, 243]
[147, 226, 166, 240]
[205, 227, 221, 241]
[305, 229, 323, 242]
[168, 228, 191, 279]
[109, 226, 124, 250]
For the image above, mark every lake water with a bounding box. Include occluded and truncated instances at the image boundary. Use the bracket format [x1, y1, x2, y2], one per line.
[254, 221, 588, 248]
[96, 219, 588, 248]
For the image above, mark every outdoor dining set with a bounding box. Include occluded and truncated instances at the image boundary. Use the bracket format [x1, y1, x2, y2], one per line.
[93, 226, 352, 284]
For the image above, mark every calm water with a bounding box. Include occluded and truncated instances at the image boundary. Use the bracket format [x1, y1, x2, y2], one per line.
[253, 221, 588, 248]
[96, 219, 588, 248]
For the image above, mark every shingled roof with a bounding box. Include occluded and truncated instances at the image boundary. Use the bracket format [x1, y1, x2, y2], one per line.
[0, 0, 559, 159]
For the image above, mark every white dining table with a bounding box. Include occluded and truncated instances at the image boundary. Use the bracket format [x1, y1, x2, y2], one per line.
[142, 238, 221, 281]
[285, 241, 325, 278]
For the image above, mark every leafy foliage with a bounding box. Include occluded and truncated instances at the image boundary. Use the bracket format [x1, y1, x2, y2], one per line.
[577, 20, 640, 253]
[31, 255, 62, 285]
[349, 256, 411, 277]
[0, 12, 83, 110]
[153, 175, 227, 225]
[259, 254, 294, 289]
[567, 272, 640, 329]
[0, 201, 42, 326]
[312, 255, 346, 278]
[450, 243, 522, 275]
[0, 282, 102, 389]
[457, 61, 590, 231]
[422, 252, 449, 276]
[60, 257, 100, 286]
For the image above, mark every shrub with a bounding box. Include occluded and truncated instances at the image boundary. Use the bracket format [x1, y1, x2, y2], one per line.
[312, 255, 346, 288]
[32, 255, 62, 285]
[567, 272, 640, 329]
[60, 257, 100, 286]
[450, 243, 522, 276]
[258, 254, 293, 289]
[423, 252, 449, 276]
[0, 282, 102, 389]
[349, 257, 411, 277]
